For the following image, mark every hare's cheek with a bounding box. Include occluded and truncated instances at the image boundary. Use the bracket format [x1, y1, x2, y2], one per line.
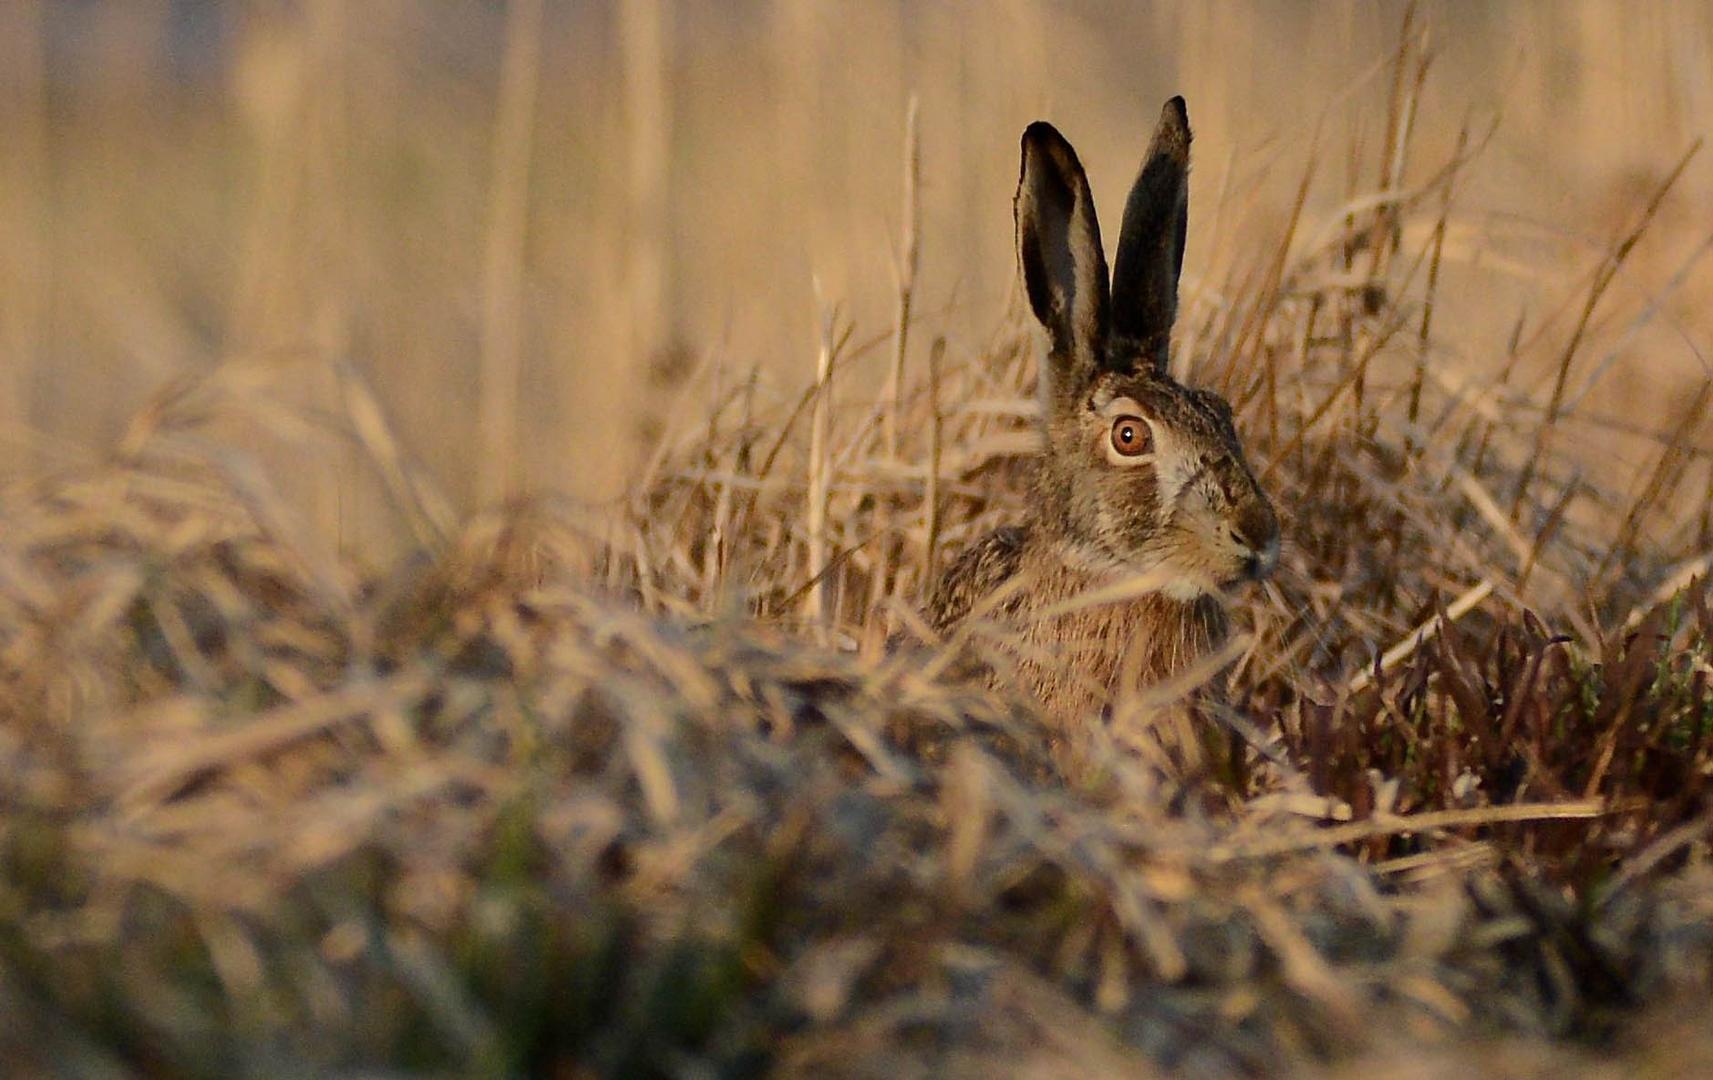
[1103, 444, 1157, 470]
[1147, 436, 1198, 509]
[1158, 468, 1191, 510]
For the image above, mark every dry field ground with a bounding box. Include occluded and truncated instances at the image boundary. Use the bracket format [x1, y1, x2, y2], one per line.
[3, 3, 1713, 1077]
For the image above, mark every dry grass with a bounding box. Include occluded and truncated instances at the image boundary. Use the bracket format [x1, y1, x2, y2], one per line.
[5, 12, 1713, 1080]
[3, 438, 1711, 1077]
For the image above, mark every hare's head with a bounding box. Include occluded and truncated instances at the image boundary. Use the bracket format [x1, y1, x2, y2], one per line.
[1016, 98, 1277, 600]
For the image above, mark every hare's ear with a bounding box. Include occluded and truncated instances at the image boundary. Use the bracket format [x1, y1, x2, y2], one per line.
[1111, 97, 1190, 373]
[1016, 122, 1110, 396]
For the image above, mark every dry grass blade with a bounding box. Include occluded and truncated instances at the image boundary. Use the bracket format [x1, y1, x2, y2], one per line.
[1347, 578, 1494, 692]
[117, 672, 433, 811]
[1215, 801, 1611, 861]
[336, 359, 457, 547]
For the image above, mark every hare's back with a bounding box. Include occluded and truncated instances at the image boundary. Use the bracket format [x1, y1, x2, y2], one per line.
[928, 524, 1031, 630]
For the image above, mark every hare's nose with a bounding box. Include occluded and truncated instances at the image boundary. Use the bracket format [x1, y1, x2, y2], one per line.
[1228, 512, 1280, 581]
[1240, 536, 1280, 581]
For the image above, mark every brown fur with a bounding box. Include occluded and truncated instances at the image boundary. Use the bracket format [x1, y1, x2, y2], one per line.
[928, 523, 1225, 726]
[929, 99, 1275, 740]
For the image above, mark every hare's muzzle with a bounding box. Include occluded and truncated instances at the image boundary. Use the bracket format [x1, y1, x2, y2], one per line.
[1229, 503, 1280, 583]
[1240, 536, 1280, 582]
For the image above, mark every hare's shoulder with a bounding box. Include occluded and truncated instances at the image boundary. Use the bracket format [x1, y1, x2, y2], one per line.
[929, 524, 1031, 629]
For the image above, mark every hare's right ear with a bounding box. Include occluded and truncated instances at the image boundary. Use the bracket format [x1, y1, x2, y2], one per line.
[1015, 122, 1110, 399]
[1111, 97, 1191, 373]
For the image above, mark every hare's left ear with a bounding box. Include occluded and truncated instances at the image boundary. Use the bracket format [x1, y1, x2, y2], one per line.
[1111, 96, 1191, 373]
[1016, 122, 1111, 401]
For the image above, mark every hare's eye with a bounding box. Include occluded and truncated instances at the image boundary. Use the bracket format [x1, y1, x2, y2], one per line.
[1109, 416, 1151, 458]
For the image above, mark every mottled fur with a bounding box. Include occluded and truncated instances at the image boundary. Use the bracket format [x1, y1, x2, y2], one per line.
[930, 99, 1277, 734]
[929, 525, 1226, 726]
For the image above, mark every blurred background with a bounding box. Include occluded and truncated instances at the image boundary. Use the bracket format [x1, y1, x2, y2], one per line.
[1, 1, 1709, 563]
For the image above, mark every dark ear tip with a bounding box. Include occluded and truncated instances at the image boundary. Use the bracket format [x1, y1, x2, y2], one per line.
[1020, 121, 1088, 185]
[1021, 120, 1073, 160]
[1022, 119, 1063, 143]
[1152, 96, 1192, 163]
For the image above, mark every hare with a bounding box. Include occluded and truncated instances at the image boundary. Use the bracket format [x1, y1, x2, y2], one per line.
[928, 98, 1279, 732]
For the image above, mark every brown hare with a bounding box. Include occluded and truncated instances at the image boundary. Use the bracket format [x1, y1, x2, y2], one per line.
[928, 98, 1279, 732]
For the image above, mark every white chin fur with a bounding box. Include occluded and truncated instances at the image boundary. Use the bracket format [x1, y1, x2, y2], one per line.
[1158, 577, 1213, 602]
[1057, 540, 1217, 601]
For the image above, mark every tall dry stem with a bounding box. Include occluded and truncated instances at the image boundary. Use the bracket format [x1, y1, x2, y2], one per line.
[923, 336, 946, 600]
[885, 95, 922, 461]
[621, 0, 673, 366]
[806, 292, 836, 637]
[476, 0, 544, 505]
[0, 0, 47, 471]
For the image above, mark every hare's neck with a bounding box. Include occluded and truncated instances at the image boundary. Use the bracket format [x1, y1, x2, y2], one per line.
[1019, 541, 1228, 687]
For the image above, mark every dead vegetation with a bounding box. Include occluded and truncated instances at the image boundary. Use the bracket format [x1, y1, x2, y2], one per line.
[4, 30, 1713, 1080]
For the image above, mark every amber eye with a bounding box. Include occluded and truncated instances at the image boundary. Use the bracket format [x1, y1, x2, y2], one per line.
[1109, 415, 1151, 457]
